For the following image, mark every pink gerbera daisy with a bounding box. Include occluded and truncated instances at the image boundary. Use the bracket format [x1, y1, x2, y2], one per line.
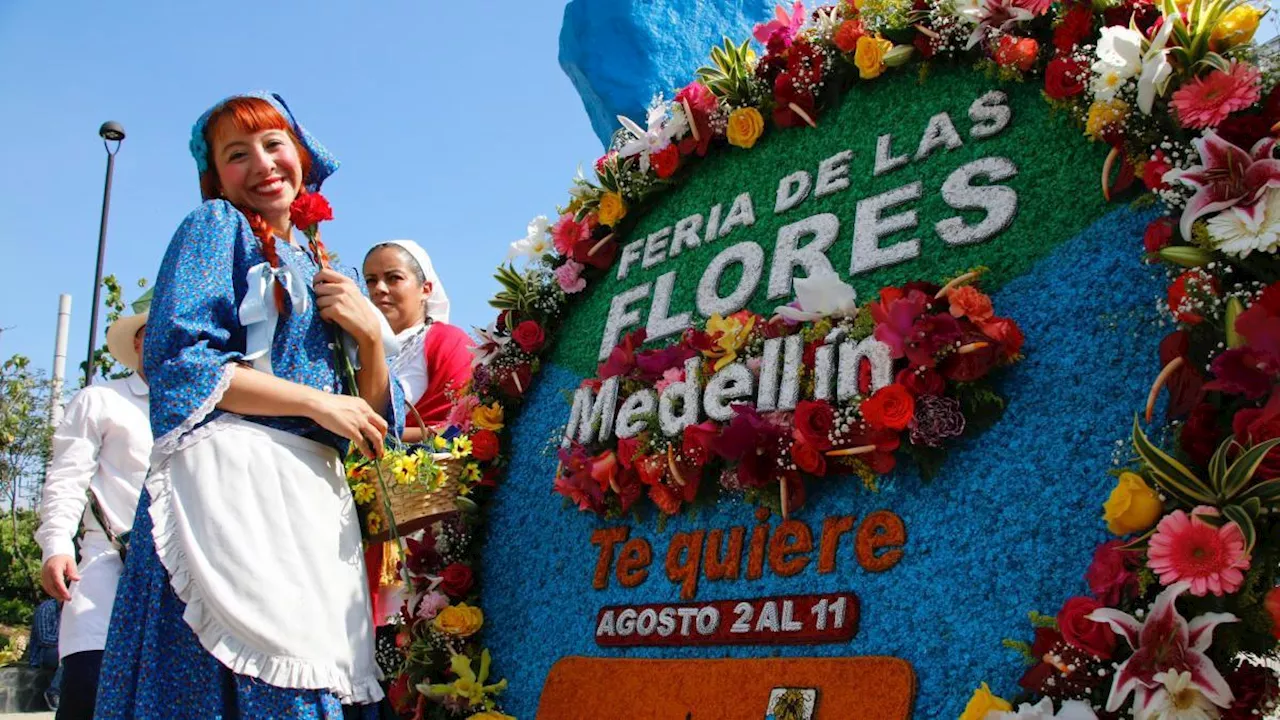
[1170, 61, 1262, 129]
[1147, 507, 1251, 596]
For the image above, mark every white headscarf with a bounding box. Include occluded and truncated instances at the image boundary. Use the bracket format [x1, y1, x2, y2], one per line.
[381, 239, 451, 324]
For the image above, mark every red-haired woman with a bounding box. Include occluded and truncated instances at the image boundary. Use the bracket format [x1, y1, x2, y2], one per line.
[96, 93, 399, 719]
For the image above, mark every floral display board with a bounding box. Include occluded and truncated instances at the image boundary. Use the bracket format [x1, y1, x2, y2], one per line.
[368, 1, 1280, 718]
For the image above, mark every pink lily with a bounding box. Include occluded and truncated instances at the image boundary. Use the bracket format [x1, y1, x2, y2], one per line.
[1086, 581, 1237, 714]
[753, 1, 806, 46]
[1173, 130, 1280, 242]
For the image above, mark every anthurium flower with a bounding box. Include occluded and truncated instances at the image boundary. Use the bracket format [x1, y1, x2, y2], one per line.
[1086, 581, 1237, 714]
[1172, 131, 1280, 243]
[773, 266, 858, 322]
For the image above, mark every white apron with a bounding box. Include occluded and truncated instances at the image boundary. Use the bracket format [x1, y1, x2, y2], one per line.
[147, 415, 382, 704]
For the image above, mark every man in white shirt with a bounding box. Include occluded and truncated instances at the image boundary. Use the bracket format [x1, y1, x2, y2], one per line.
[36, 305, 150, 720]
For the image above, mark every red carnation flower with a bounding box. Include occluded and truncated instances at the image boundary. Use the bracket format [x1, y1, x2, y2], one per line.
[470, 429, 500, 462]
[289, 192, 333, 229]
[650, 144, 680, 179]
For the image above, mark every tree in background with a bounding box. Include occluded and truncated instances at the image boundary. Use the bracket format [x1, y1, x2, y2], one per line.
[79, 275, 149, 385]
[0, 355, 53, 623]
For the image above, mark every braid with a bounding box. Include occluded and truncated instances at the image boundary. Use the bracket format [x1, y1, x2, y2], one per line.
[243, 208, 288, 313]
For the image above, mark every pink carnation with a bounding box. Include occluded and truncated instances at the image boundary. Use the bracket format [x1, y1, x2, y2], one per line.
[554, 259, 587, 294]
[1147, 506, 1251, 596]
[1170, 61, 1262, 129]
[414, 591, 450, 620]
[445, 393, 479, 433]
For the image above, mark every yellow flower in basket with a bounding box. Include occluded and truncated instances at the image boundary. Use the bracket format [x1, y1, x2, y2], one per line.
[366, 512, 384, 535]
[472, 402, 505, 431]
[351, 483, 375, 505]
[451, 435, 473, 460]
[434, 603, 484, 637]
[462, 463, 482, 483]
[388, 454, 418, 486]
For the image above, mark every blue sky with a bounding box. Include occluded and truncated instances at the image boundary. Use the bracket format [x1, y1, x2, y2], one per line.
[0, 0, 602, 381]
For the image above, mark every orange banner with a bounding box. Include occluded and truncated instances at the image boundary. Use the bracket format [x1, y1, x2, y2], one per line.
[537, 656, 915, 719]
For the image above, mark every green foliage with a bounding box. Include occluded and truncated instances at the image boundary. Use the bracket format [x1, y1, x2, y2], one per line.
[1028, 610, 1058, 629]
[0, 510, 41, 625]
[695, 37, 764, 107]
[79, 275, 149, 385]
[1001, 638, 1038, 665]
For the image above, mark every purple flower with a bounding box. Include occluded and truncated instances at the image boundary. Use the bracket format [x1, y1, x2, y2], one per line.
[908, 395, 966, 447]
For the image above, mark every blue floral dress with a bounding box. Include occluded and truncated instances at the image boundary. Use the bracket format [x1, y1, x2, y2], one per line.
[95, 200, 403, 720]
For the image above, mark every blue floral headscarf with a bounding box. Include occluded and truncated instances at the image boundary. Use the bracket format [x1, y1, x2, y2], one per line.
[188, 91, 339, 195]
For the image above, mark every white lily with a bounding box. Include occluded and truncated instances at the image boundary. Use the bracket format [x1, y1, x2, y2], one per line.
[1137, 19, 1176, 114]
[773, 266, 858, 322]
[990, 698, 1100, 720]
[1095, 25, 1144, 77]
[617, 101, 681, 173]
[508, 215, 552, 262]
[470, 322, 511, 368]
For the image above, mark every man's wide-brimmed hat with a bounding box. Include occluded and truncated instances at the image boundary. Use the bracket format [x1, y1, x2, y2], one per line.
[105, 288, 152, 372]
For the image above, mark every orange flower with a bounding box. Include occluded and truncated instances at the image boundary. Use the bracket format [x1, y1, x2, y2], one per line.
[948, 285, 994, 322]
[834, 19, 867, 53]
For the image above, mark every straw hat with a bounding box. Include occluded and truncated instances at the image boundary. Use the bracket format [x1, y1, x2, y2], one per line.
[105, 288, 152, 372]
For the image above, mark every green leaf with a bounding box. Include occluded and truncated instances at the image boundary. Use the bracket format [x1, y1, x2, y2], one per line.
[1132, 417, 1216, 505]
[1221, 436, 1280, 500]
[1220, 504, 1256, 553]
[1208, 436, 1231, 496]
[1238, 477, 1280, 504]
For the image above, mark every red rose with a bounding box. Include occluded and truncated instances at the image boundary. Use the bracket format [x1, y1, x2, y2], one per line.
[1233, 392, 1280, 479]
[1180, 402, 1223, 468]
[651, 144, 680, 179]
[1265, 587, 1280, 639]
[289, 192, 333, 228]
[896, 368, 945, 396]
[1143, 217, 1174, 253]
[790, 439, 826, 475]
[512, 320, 546, 353]
[1142, 151, 1173, 191]
[439, 562, 474, 598]
[1043, 56, 1087, 100]
[1056, 596, 1117, 659]
[860, 384, 915, 431]
[1053, 4, 1094, 51]
[993, 36, 1039, 72]
[470, 429, 500, 462]
[977, 317, 1024, 360]
[1085, 540, 1140, 606]
[793, 399, 835, 449]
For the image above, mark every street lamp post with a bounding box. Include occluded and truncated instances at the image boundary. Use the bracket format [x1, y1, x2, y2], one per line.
[84, 121, 125, 386]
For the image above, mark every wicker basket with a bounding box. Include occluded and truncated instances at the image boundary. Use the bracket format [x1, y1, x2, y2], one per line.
[366, 452, 461, 542]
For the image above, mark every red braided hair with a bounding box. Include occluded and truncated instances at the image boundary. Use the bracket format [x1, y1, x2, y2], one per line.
[197, 97, 316, 313]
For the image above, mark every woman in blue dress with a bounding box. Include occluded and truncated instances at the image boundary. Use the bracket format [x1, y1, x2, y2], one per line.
[95, 92, 402, 719]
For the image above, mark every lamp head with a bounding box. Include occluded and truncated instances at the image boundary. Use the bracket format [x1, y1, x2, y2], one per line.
[99, 121, 125, 142]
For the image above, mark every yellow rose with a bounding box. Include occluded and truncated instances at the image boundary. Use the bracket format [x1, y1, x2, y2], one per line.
[434, 603, 484, 637]
[1103, 472, 1163, 535]
[1212, 4, 1262, 48]
[726, 107, 765, 149]
[959, 682, 1012, 720]
[597, 192, 627, 227]
[854, 35, 893, 80]
[468, 713, 515, 720]
[472, 402, 505, 431]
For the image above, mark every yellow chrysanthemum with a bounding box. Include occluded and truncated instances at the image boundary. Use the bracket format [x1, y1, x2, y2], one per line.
[1085, 99, 1129, 142]
[352, 483, 375, 505]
